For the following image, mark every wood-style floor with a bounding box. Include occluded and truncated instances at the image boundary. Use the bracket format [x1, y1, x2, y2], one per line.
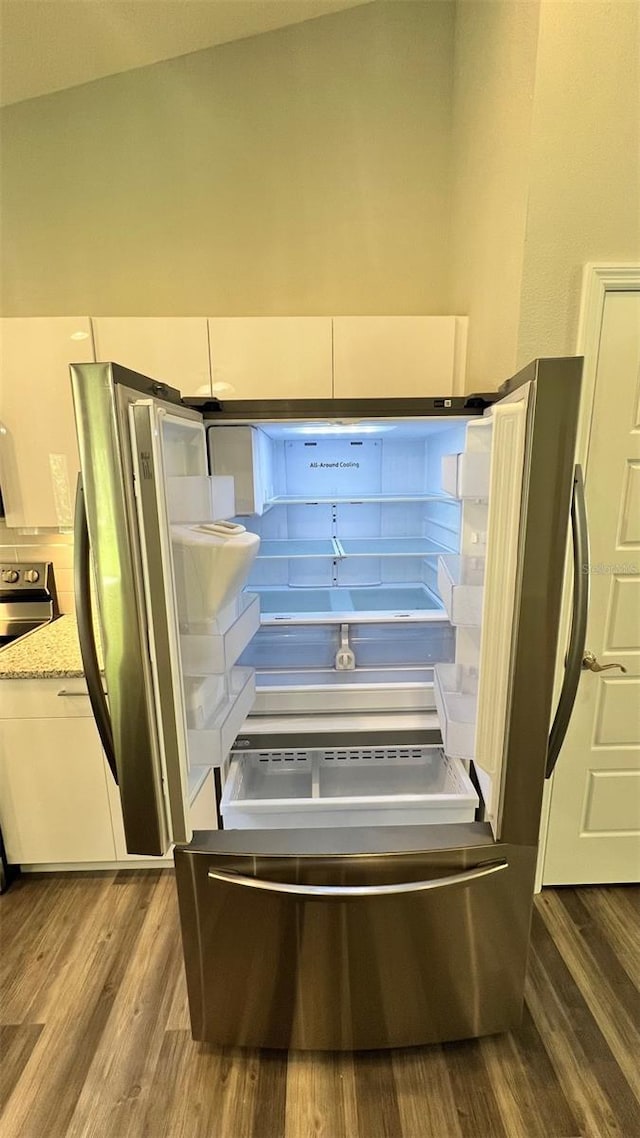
[0, 870, 638, 1138]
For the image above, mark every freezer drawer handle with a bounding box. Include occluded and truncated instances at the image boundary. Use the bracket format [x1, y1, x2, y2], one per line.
[206, 859, 508, 898]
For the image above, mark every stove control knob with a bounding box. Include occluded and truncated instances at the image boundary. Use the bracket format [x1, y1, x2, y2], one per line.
[23, 569, 40, 583]
[2, 569, 19, 584]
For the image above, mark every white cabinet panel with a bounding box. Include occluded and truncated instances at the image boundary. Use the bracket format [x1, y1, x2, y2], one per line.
[332, 316, 465, 399]
[0, 317, 93, 528]
[0, 716, 116, 863]
[91, 317, 211, 397]
[208, 317, 332, 400]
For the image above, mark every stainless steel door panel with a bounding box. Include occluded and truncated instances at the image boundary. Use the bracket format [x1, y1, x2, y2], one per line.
[70, 363, 202, 855]
[175, 834, 536, 1050]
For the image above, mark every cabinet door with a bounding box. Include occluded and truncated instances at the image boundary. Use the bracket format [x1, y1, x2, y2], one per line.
[91, 317, 211, 397]
[0, 317, 93, 528]
[332, 316, 465, 399]
[0, 717, 116, 863]
[208, 317, 333, 400]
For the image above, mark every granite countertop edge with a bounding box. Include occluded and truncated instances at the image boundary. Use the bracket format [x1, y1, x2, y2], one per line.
[0, 614, 94, 680]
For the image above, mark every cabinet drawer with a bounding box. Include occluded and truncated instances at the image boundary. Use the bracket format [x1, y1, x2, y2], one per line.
[0, 678, 97, 719]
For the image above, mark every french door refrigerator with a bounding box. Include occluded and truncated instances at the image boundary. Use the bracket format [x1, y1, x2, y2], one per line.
[71, 357, 586, 1050]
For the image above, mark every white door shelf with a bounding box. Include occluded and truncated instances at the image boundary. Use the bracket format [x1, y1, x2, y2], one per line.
[221, 746, 478, 830]
[166, 475, 235, 523]
[187, 666, 255, 766]
[179, 593, 260, 675]
[437, 555, 484, 626]
[433, 664, 478, 761]
[441, 452, 491, 500]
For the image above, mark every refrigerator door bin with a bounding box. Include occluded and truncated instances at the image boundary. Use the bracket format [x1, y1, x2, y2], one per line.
[433, 663, 477, 760]
[180, 592, 260, 674]
[166, 475, 235, 524]
[437, 555, 484, 626]
[187, 666, 255, 766]
[221, 746, 478, 829]
[441, 452, 491, 500]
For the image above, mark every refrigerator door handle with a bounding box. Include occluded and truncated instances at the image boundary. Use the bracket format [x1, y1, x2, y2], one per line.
[73, 475, 118, 783]
[546, 464, 590, 778]
[206, 859, 509, 898]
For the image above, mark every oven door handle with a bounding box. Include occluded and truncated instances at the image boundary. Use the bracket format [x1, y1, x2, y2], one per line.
[74, 475, 118, 783]
[207, 859, 508, 898]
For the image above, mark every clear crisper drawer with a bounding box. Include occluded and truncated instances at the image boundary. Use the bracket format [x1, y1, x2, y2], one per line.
[433, 663, 477, 761]
[180, 593, 260, 675]
[437, 555, 484, 626]
[221, 745, 478, 830]
[187, 667, 255, 766]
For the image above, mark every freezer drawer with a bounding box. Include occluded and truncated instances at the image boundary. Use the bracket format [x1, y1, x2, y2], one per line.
[220, 746, 478, 829]
[174, 832, 536, 1049]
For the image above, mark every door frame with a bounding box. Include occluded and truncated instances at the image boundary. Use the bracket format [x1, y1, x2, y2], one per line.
[536, 262, 640, 890]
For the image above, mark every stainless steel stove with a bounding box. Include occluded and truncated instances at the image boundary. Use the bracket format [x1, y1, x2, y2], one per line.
[0, 561, 59, 648]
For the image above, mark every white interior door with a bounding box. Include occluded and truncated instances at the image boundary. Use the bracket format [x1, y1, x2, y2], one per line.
[544, 289, 640, 884]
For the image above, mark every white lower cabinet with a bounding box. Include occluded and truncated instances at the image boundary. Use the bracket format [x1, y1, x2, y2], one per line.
[0, 715, 117, 864]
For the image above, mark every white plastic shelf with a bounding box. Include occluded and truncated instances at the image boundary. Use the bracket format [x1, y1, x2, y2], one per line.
[257, 539, 338, 559]
[255, 584, 444, 624]
[180, 593, 260, 674]
[187, 666, 255, 767]
[266, 493, 452, 506]
[338, 537, 451, 558]
[253, 667, 435, 715]
[166, 475, 235, 523]
[441, 452, 490, 500]
[433, 663, 477, 761]
[221, 745, 478, 829]
[437, 555, 484, 626]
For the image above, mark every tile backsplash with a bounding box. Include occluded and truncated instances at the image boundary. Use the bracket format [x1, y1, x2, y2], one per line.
[0, 523, 75, 614]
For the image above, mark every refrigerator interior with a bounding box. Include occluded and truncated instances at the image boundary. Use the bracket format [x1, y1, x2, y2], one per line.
[158, 408, 524, 836]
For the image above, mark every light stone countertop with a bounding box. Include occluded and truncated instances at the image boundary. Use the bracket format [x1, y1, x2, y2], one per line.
[0, 614, 101, 679]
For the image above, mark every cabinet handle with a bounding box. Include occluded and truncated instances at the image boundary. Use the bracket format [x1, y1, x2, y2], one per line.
[57, 689, 90, 697]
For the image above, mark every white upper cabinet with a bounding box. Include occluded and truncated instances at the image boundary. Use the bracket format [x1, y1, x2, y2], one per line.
[208, 317, 333, 400]
[0, 316, 94, 529]
[332, 316, 467, 399]
[91, 317, 211, 397]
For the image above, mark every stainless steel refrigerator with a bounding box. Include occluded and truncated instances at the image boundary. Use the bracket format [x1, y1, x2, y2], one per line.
[70, 357, 586, 1050]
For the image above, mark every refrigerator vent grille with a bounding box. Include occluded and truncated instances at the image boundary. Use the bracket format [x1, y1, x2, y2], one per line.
[256, 747, 433, 766]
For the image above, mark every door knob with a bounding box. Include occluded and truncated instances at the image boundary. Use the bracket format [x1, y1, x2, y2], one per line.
[582, 650, 627, 674]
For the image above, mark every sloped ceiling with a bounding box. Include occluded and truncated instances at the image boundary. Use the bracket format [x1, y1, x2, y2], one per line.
[0, 0, 371, 106]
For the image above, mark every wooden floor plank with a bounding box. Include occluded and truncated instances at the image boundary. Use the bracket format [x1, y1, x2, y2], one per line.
[65, 873, 183, 1138]
[526, 907, 640, 1138]
[538, 889, 640, 1104]
[1, 875, 638, 1138]
[390, 1045, 464, 1138]
[353, 1050, 404, 1138]
[441, 1038, 509, 1138]
[0, 1025, 43, 1117]
[1, 871, 160, 1138]
[576, 886, 640, 988]
[285, 1049, 358, 1138]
